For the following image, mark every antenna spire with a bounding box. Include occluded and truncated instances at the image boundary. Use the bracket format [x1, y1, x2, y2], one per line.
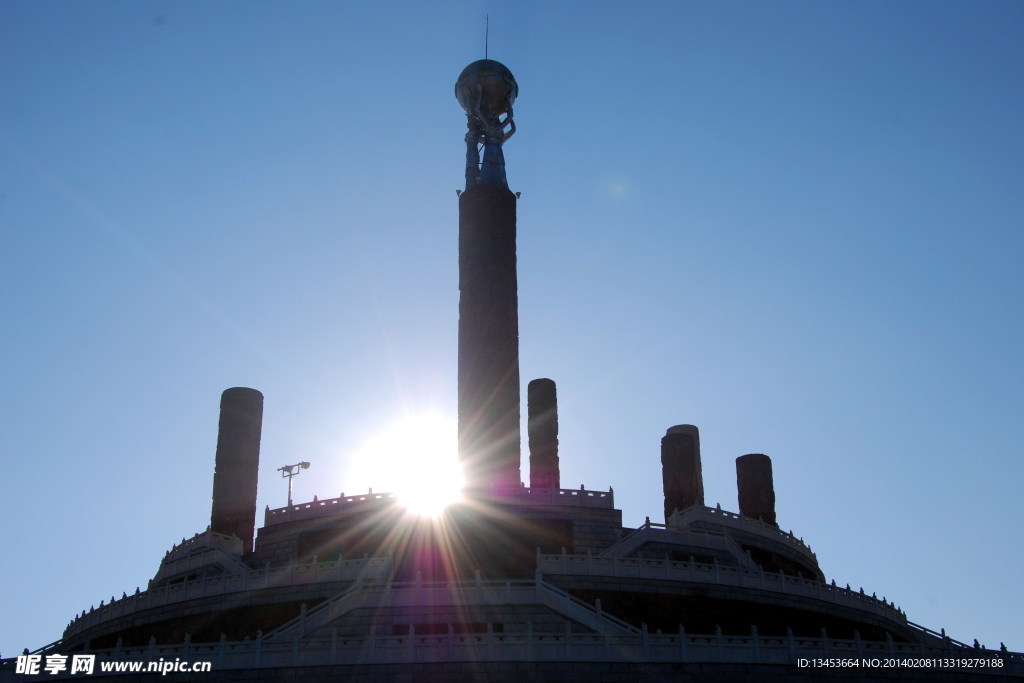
[485, 15, 489, 59]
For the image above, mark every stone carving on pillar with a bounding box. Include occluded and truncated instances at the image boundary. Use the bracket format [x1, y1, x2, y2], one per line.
[456, 59, 518, 190]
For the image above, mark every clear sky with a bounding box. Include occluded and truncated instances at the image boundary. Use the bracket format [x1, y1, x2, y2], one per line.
[1, 0, 1021, 657]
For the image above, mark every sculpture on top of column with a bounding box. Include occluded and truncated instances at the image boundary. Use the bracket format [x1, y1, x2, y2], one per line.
[455, 59, 518, 190]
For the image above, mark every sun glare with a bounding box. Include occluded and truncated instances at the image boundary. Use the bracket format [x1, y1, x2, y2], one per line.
[349, 414, 463, 517]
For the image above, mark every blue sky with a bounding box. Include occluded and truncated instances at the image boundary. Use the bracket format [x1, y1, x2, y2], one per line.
[1, 0, 1022, 656]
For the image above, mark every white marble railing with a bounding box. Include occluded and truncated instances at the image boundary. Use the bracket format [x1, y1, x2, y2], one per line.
[63, 556, 393, 641]
[19, 628, 1021, 678]
[667, 505, 817, 562]
[264, 486, 615, 526]
[495, 486, 615, 509]
[153, 531, 250, 584]
[264, 579, 541, 641]
[163, 529, 242, 559]
[598, 524, 757, 568]
[265, 492, 400, 525]
[538, 552, 906, 623]
[266, 575, 641, 642]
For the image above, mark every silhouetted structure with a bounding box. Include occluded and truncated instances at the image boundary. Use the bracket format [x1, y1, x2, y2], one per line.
[4, 59, 1020, 683]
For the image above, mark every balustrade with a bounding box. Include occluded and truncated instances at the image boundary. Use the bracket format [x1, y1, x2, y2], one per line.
[538, 552, 905, 623]
[264, 487, 615, 527]
[265, 492, 400, 525]
[666, 505, 817, 561]
[26, 627, 1022, 673]
[63, 556, 393, 641]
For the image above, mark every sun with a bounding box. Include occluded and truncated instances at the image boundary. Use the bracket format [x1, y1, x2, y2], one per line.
[348, 413, 463, 517]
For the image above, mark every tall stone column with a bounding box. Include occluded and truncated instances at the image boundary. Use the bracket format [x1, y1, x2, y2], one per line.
[210, 387, 263, 552]
[661, 424, 704, 522]
[458, 185, 522, 493]
[456, 60, 522, 495]
[528, 378, 559, 490]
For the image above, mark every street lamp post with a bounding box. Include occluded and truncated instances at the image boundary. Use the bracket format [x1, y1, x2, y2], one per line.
[277, 461, 310, 507]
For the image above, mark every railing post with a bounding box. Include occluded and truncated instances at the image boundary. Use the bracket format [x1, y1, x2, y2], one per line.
[218, 633, 227, 668]
[526, 621, 533, 659]
[752, 625, 761, 663]
[678, 624, 688, 661]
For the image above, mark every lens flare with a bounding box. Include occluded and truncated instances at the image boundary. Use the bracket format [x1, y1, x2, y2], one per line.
[348, 413, 463, 517]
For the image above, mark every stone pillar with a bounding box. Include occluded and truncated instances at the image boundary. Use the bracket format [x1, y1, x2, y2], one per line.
[210, 388, 263, 552]
[661, 425, 704, 522]
[458, 185, 521, 493]
[736, 453, 777, 526]
[527, 378, 559, 490]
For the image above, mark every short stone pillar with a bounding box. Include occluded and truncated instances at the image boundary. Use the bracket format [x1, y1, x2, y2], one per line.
[661, 425, 704, 522]
[210, 388, 263, 552]
[736, 453, 777, 526]
[527, 378, 559, 489]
